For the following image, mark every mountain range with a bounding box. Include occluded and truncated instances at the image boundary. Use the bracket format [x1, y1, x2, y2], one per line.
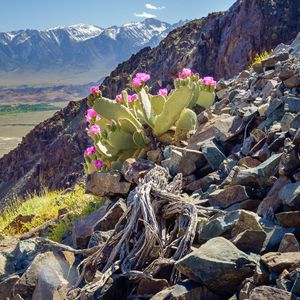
[0, 19, 185, 86]
[0, 0, 300, 203]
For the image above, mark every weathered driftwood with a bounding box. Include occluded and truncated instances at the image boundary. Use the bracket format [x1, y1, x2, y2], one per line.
[76, 166, 198, 294]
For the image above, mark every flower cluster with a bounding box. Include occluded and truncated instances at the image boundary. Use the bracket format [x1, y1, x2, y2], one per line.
[157, 88, 168, 96]
[116, 93, 139, 103]
[131, 72, 150, 88]
[88, 124, 101, 136]
[84, 146, 96, 157]
[90, 86, 100, 95]
[85, 108, 101, 123]
[201, 76, 217, 87]
[178, 68, 193, 79]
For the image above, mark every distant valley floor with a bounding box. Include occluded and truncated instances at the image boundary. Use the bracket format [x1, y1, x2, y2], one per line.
[0, 83, 90, 158]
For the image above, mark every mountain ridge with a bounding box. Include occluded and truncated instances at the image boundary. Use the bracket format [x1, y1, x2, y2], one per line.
[0, 19, 186, 85]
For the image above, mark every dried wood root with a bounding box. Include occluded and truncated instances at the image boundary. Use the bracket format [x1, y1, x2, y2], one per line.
[79, 166, 198, 292]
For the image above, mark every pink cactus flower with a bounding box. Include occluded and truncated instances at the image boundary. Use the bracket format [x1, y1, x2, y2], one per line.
[88, 124, 101, 136]
[131, 72, 150, 87]
[131, 77, 142, 87]
[116, 94, 123, 102]
[135, 72, 150, 82]
[179, 68, 193, 79]
[157, 88, 168, 96]
[90, 86, 100, 95]
[84, 146, 96, 157]
[85, 108, 101, 122]
[128, 93, 139, 102]
[93, 159, 104, 169]
[201, 76, 217, 87]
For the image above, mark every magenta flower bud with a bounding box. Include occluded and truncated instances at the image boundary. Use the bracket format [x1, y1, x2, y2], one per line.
[201, 76, 217, 87]
[132, 77, 142, 87]
[85, 108, 101, 122]
[135, 72, 150, 83]
[157, 88, 168, 96]
[128, 93, 139, 102]
[179, 68, 193, 79]
[88, 124, 101, 136]
[84, 146, 96, 157]
[93, 159, 104, 169]
[116, 94, 123, 102]
[90, 86, 100, 95]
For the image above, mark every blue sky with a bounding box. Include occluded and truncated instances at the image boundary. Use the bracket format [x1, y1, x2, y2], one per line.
[0, 0, 236, 32]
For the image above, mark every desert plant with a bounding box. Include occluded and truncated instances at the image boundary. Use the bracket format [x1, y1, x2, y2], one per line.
[84, 69, 216, 173]
[249, 49, 274, 68]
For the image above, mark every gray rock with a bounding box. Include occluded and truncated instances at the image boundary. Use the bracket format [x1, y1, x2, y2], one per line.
[137, 278, 168, 297]
[252, 62, 263, 74]
[201, 140, 226, 171]
[249, 286, 295, 300]
[232, 230, 266, 254]
[121, 158, 155, 183]
[276, 211, 300, 227]
[208, 185, 249, 209]
[72, 202, 109, 248]
[290, 113, 300, 131]
[232, 153, 282, 187]
[175, 237, 256, 296]
[93, 198, 127, 232]
[85, 171, 131, 197]
[261, 221, 297, 251]
[161, 146, 206, 176]
[281, 113, 296, 131]
[88, 230, 114, 248]
[14, 251, 77, 300]
[150, 280, 222, 300]
[284, 96, 300, 113]
[199, 210, 241, 241]
[278, 233, 299, 252]
[279, 181, 300, 209]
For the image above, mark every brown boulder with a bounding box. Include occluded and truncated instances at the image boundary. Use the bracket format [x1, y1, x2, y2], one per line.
[261, 252, 300, 273]
[209, 185, 249, 209]
[250, 286, 297, 300]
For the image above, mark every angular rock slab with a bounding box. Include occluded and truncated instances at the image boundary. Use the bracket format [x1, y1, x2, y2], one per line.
[175, 237, 256, 296]
[249, 285, 297, 300]
[279, 182, 300, 209]
[85, 171, 131, 197]
[93, 198, 127, 232]
[208, 185, 249, 209]
[72, 201, 109, 248]
[278, 233, 300, 252]
[121, 158, 155, 183]
[261, 252, 300, 273]
[14, 251, 77, 300]
[150, 280, 222, 300]
[276, 211, 300, 227]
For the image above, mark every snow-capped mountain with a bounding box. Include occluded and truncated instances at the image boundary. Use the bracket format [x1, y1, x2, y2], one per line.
[0, 19, 185, 85]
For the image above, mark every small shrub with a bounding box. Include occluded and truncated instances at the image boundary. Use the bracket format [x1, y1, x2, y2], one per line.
[249, 49, 274, 68]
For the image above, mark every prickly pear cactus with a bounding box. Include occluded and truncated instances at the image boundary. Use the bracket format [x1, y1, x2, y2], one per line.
[84, 70, 216, 173]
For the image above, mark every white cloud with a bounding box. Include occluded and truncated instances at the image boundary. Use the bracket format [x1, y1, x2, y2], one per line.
[134, 12, 157, 18]
[145, 3, 165, 10]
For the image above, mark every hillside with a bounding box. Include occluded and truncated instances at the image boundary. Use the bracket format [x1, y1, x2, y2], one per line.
[0, 0, 300, 204]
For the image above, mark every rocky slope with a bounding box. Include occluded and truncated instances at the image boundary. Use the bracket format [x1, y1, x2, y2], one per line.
[0, 19, 184, 85]
[1, 34, 300, 299]
[0, 0, 300, 205]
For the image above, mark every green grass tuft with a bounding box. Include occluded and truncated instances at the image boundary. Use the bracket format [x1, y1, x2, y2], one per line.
[0, 185, 105, 242]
